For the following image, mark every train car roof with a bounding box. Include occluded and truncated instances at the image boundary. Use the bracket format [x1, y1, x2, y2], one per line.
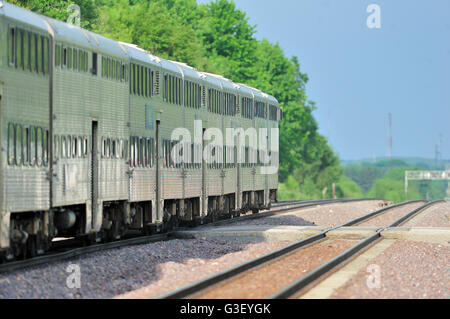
[0, 1, 50, 32]
[1, 1, 279, 105]
[203, 72, 237, 91]
[120, 42, 162, 68]
[46, 18, 127, 58]
[239, 83, 278, 104]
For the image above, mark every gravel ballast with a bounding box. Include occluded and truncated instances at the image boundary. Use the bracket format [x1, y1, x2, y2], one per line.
[356, 202, 425, 227]
[403, 202, 450, 228]
[0, 238, 290, 299]
[191, 239, 358, 299]
[328, 240, 450, 299]
[233, 200, 390, 228]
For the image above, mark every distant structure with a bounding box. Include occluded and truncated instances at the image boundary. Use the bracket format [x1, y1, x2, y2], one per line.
[447, 164, 450, 200]
[435, 133, 443, 169]
[405, 169, 450, 200]
[388, 113, 393, 160]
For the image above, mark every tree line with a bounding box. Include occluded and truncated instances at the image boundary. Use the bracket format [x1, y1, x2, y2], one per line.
[14, 0, 346, 199]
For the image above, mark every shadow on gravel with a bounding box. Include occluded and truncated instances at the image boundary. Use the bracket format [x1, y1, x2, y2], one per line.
[0, 215, 315, 299]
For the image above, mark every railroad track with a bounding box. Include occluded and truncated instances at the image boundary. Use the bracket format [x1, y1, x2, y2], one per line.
[158, 199, 442, 299]
[0, 198, 376, 274]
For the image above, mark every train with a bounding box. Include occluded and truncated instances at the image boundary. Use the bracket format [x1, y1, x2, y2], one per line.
[0, 2, 281, 261]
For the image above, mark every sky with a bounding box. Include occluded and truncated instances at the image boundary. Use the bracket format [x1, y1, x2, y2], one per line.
[198, 0, 450, 161]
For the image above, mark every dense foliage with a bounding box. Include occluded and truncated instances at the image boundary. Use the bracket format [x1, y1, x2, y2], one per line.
[13, 0, 345, 200]
[343, 160, 448, 202]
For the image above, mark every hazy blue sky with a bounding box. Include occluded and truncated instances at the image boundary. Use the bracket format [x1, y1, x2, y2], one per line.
[198, 0, 450, 161]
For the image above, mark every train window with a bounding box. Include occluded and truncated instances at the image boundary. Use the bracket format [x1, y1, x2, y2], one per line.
[164, 140, 169, 168]
[29, 127, 36, 166]
[163, 74, 168, 101]
[55, 44, 61, 67]
[62, 46, 67, 68]
[37, 128, 43, 165]
[137, 65, 142, 96]
[67, 47, 72, 70]
[54, 135, 60, 160]
[186, 82, 189, 107]
[178, 78, 182, 105]
[123, 139, 128, 161]
[83, 52, 88, 72]
[15, 124, 23, 165]
[118, 140, 123, 159]
[129, 137, 134, 167]
[43, 38, 49, 74]
[73, 49, 78, 71]
[72, 136, 77, 158]
[111, 59, 115, 79]
[144, 68, 148, 97]
[43, 130, 49, 165]
[30, 34, 36, 72]
[107, 138, 112, 158]
[7, 123, 15, 165]
[131, 64, 136, 94]
[102, 57, 106, 77]
[36, 36, 42, 73]
[140, 138, 144, 165]
[23, 31, 30, 71]
[110, 139, 114, 158]
[150, 138, 154, 167]
[75, 136, 81, 158]
[105, 58, 110, 78]
[134, 137, 139, 167]
[16, 29, 23, 69]
[140, 66, 144, 96]
[79, 50, 84, 72]
[23, 127, 29, 165]
[8, 27, 15, 66]
[167, 76, 171, 103]
[175, 77, 179, 105]
[66, 135, 72, 159]
[84, 137, 88, 157]
[61, 135, 66, 159]
[92, 52, 98, 75]
[36, 127, 43, 166]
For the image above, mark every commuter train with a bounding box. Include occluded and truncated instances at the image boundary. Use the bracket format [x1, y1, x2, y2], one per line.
[0, 2, 281, 260]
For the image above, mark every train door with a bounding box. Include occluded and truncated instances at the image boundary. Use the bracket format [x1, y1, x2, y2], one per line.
[155, 119, 162, 223]
[0, 82, 3, 213]
[236, 131, 241, 211]
[91, 120, 99, 231]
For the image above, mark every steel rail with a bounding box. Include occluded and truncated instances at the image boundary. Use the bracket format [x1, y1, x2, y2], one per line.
[0, 198, 369, 273]
[269, 200, 444, 299]
[158, 199, 420, 299]
[0, 233, 171, 274]
[204, 198, 384, 228]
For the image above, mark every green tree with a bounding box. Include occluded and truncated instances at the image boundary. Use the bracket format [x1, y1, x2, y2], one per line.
[11, 0, 99, 29]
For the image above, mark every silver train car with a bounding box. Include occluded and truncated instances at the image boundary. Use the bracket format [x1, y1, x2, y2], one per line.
[0, 2, 282, 260]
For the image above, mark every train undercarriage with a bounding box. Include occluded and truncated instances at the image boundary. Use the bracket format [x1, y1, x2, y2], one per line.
[0, 190, 277, 262]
